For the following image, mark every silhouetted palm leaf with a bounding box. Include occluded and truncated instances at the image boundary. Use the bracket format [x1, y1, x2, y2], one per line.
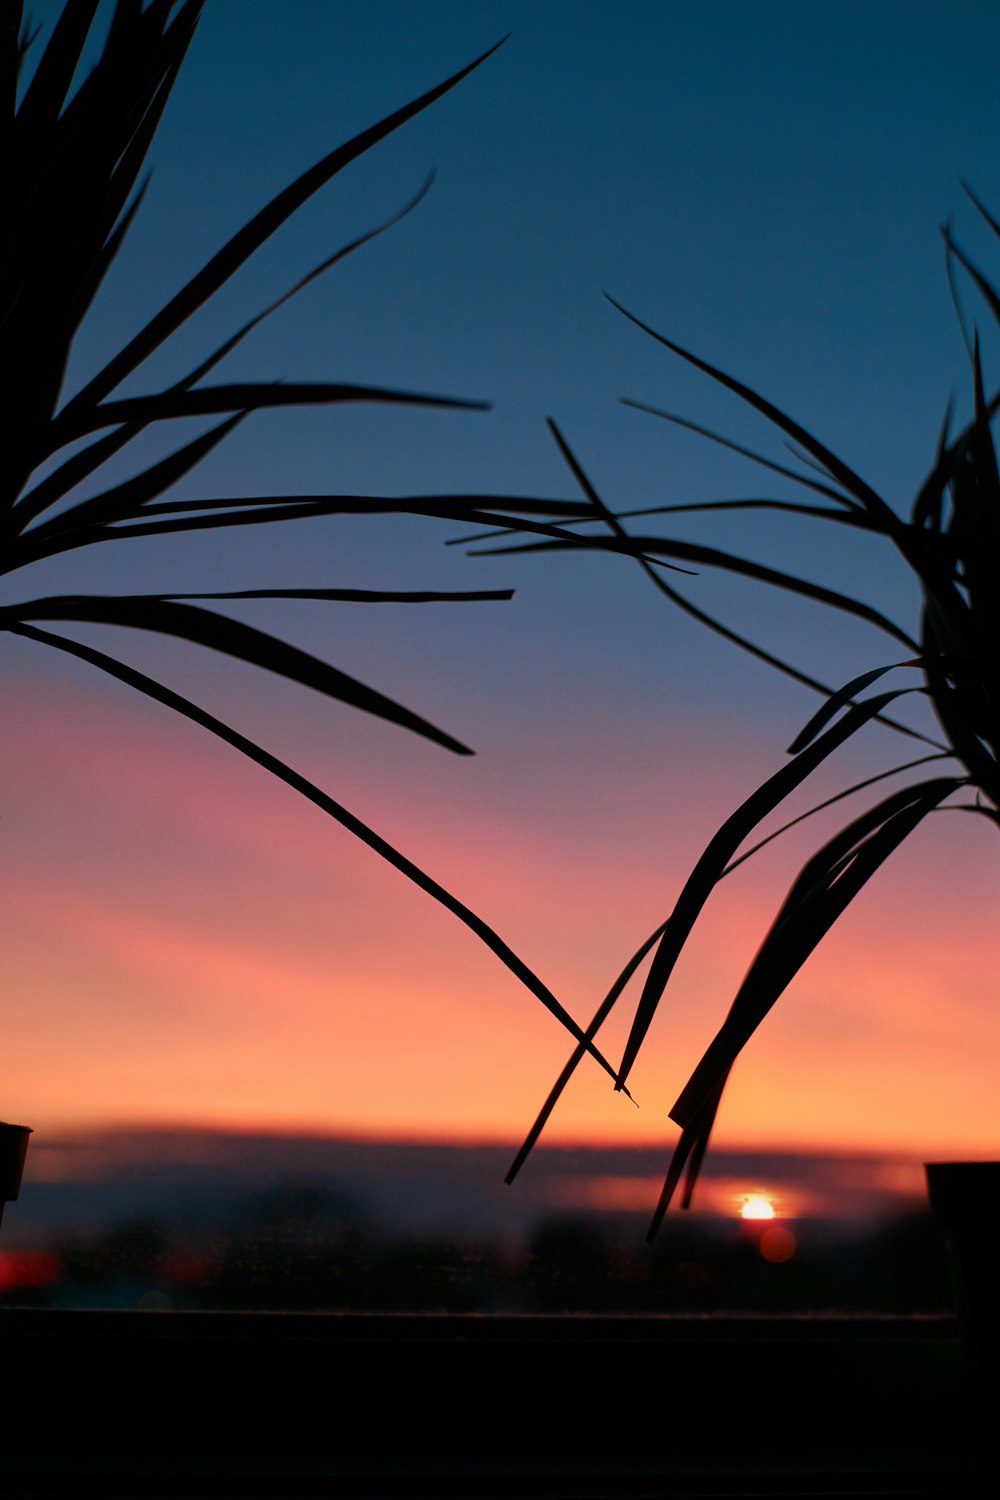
[499, 210, 1000, 1226]
[10, 620, 623, 1087]
[5, 3, 614, 1083]
[470, 426, 938, 746]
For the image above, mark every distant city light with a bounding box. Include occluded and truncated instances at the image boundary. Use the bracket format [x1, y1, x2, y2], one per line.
[0, 1250, 61, 1292]
[739, 1194, 776, 1220]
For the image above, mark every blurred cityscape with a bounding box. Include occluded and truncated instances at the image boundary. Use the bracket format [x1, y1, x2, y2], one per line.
[0, 1128, 952, 1315]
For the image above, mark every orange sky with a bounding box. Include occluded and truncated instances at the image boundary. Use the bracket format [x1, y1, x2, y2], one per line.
[9, 1, 1000, 1183]
[6, 658, 999, 1162]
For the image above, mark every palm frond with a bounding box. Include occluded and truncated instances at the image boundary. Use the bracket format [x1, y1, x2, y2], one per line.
[615, 690, 919, 1094]
[4, 4, 599, 1108]
[10, 620, 625, 1092]
[449, 495, 879, 551]
[620, 398, 863, 509]
[9, 492, 593, 570]
[517, 193, 1000, 1235]
[787, 662, 922, 753]
[669, 776, 964, 1135]
[941, 225, 1000, 333]
[466, 438, 942, 748]
[509, 742, 954, 1190]
[51, 34, 508, 434]
[606, 294, 904, 533]
[12, 173, 440, 529]
[643, 777, 962, 1233]
[476, 528, 920, 650]
[4, 593, 477, 754]
[48, 380, 488, 448]
[720, 752, 954, 875]
[504, 923, 663, 1185]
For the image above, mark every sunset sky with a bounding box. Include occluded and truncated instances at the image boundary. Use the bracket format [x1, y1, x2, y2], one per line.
[7, 0, 1000, 1163]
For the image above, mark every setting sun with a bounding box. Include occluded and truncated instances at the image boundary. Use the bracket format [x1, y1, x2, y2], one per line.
[740, 1195, 776, 1221]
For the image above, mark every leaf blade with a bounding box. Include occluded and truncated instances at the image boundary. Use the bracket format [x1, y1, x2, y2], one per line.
[54, 38, 508, 423]
[7, 620, 623, 1089]
[615, 691, 925, 1092]
[6, 595, 475, 754]
[669, 777, 964, 1130]
[606, 295, 903, 532]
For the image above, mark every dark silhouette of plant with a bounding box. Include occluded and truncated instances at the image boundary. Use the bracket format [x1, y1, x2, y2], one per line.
[3, 2, 621, 1089]
[485, 197, 1000, 1236]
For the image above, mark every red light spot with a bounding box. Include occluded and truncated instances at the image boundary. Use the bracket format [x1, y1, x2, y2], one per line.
[158, 1252, 214, 1289]
[0, 1251, 61, 1291]
[759, 1226, 796, 1264]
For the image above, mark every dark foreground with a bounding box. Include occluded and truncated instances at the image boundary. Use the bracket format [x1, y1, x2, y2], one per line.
[5, 1308, 987, 1497]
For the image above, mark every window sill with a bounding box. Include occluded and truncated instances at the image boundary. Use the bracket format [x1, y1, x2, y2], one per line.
[4, 1309, 982, 1495]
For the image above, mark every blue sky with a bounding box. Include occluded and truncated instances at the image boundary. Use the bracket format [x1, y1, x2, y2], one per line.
[7, 1, 1000, 1153]
[33, 0, 1000, 696]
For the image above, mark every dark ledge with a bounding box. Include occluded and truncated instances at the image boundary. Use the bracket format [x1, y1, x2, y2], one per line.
[0, 1305, 963, 1338]
[2, 1310, 983, 1496]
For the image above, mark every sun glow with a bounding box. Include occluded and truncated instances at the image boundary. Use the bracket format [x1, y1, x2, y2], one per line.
[739, 1194, 776, 1220]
